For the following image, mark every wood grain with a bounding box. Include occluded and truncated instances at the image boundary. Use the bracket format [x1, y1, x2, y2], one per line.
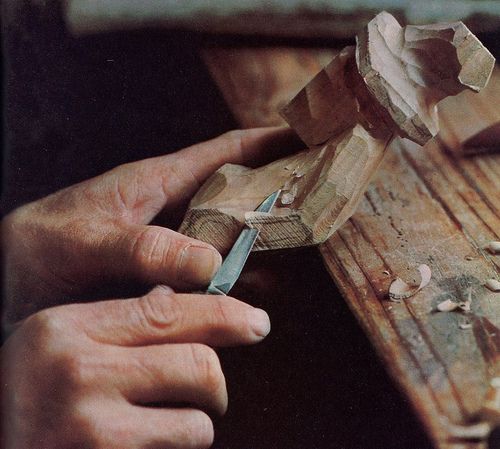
[202, 46, 500, 449]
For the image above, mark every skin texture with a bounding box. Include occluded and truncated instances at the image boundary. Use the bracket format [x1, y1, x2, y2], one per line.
[3, 127, 302, 324]
[2, 286, 270, 449]
[1, 127, 303, 449]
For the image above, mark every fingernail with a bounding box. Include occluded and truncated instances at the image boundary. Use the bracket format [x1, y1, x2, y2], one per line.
[247, 308, 271, 338]
[178, 245, 222, 286]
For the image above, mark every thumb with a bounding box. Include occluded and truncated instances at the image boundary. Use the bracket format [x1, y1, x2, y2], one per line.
[104, 225, 222, 289]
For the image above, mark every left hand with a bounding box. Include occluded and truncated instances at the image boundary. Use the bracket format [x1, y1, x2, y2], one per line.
[2, 127, 301, 324]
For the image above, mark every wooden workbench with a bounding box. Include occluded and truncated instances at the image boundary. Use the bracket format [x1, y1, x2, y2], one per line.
[202, 47, 500, 449]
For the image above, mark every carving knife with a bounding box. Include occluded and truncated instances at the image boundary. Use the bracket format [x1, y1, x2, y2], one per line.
[206, 190, 281, 295]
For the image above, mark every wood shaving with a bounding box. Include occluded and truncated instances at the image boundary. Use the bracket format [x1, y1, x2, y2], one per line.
[487, 241, 500, 254]
[437, 288, 472, 313]
[388, 264, 432, 301]
[437, 299, 458, 312]
[441, 419, 491, 440]
[280, 184, 298, 205]
[458, 320, 472, 330]
[485, 279, 500, 292]
[280, 192, 295, 205]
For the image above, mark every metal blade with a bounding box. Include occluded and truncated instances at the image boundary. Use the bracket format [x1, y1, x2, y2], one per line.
[206, 190, 280, 295]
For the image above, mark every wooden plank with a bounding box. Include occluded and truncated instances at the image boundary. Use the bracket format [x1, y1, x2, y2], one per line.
[202, 47, 500, 449]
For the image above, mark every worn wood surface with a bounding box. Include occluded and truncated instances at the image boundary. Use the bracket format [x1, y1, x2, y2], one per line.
[202, 46, 500, 449]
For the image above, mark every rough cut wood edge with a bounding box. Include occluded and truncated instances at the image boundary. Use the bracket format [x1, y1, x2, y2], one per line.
[180, 12, 495, 254]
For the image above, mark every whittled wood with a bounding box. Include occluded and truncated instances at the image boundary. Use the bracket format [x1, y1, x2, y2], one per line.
[180, 12, 495, 254]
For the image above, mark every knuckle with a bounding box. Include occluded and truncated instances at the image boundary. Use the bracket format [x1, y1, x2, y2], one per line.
[25, 309, 65, 350]
[26, 311, 93, 387]
[188, 344, 224, 396]
[135, 289, 182, 333]
[222, 129, 244, 154]
[70, 405, 101, 447]
[130, 227, 171, 272]
[211, 296, 232, 325]
[72, 401, 121, 449]
[59, 351, 90, 388]
[185, 411, 214, 449]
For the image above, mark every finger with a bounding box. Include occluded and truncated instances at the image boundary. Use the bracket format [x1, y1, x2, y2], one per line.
[74, 285, 271, 347]
[112, 343, 227, 414]
[87, 401, 214, 449]
[102, 224, 222, 288]
[164, 127, 305, 207]
[130, 407, 214, 449]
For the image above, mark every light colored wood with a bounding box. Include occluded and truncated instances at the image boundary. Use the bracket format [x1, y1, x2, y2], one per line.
[438, 67, 500, 154]
[200, 42, 500, 449]
[180, 12, 495, 255]
[356, 12, 494, 144]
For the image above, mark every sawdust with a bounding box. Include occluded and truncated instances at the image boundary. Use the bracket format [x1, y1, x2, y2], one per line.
[437, 299, 459, 312]
[437, 287, 472, 313]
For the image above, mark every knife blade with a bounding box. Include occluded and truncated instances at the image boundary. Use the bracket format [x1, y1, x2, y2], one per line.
[206, 190, 280, 295]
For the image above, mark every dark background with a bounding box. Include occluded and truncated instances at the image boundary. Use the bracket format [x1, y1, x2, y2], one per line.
[3, 1, 500, 448]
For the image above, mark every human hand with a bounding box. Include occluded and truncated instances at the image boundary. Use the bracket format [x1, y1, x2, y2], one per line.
[2, 285, 271, 449]
[2, 127, 301, 324]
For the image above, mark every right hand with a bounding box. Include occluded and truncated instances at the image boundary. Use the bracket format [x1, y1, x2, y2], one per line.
[1, 285, 271, 449]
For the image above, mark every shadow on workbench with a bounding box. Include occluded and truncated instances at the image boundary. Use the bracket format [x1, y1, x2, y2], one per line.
[214, 247, 434, 449]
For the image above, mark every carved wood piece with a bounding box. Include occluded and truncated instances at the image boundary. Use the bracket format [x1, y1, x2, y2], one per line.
[180, 12, 495, 254]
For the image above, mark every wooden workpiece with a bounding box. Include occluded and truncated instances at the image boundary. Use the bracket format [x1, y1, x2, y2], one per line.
[180, 12, 495, 255]
[199, 20, 500, 449]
